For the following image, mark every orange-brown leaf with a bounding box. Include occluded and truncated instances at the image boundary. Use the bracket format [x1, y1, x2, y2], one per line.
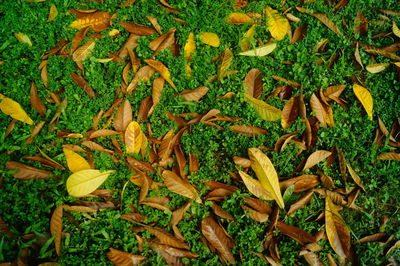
[377, 152, 400, 161]
[310, 13, 344, 36]
[211, 202, 235, 221]
[50, 206, 63, 256]
[281, 96, 299, 129]
[119, 22, 156, 36]
[276, 221, 315, 244]
[241, 205, 269, 222]
[106, 248, 147, 265]
[303, 150, 332, 171]
[145, 226, 189, 250]
[70, 11, 111, 32]
[244, 69, 263, 99]
[179, 86, 209, 102]
[162, 170, 200, 202]
[287, 191, 314, 216]
[6, 161, 51, 180]
[30, 82, 46, 117]
[145, 59, 176, 90]
[70, 73, 95, 98]
[114, 99, 132, 132]
[229, 125, 267, 136]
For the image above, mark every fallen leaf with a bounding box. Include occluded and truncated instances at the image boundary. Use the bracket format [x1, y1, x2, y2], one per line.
[149, 27, 176, 55]
[171, 200, 192, 239]
[265, 6, 289, 40]
[14, 32, 32, 47]
[377, 152, 400, 161]
[290, 24, 307, 44]
[114, 99, 133, 132]
[366, 63, 389, 73]
[248, 148, 284, 208]
[0, 94, 34, 124]
[346, 162, 365, 191]
[126, 65, 155, 94]
[201, 217, 235, 264]
[310, 13, 344, 36]
[30, 82, 46, 117]
[243, 94, 281, 121]
[302, 150, 332, 171]
[310, 93, 333, 127]
[47, 4, 58, 22]
[226, 12, 253, 24]
[145, 226, 189, 249]
[211, 202, 235, 221]
[70, 73, 95, 98]
[276, 221, 315, 244]
[217, 48, 233, 81]
[66, 169, 115, 197]
[244, 68, 263, 98]
[325, 196, 351, 259]
[354, 9, 368, 36]
[146, 15, 162, 34]
[281, 96, 299, 129]
[6, 161, 50, 179]
[145, 59, 176, 91]
[106, 248, 146, 265]
[89, 129, 120, 139]
[63, 148, 91, 173]
[199, 32, 220, 47]
[241, 205, 269, 222]
[184, 32, 196, 60]
[72, 40, 95, 63]
[149, 77, 165, 115]
[238, 43, 276, 56]
[179, 86, 209, 102]
[124, 121, 143, 154]
[353, 84, 373, 120]
[239, 25, 257, 51]
[119, 22, 156, 36]
[287, 191, 314, 216]
[162, 170, 200, 203]
[50, 206, 63, 256]
[229, 125, 267, 136]
[393, 21, 400, 38]
[70, 11, 111, 32]
[238, 171, 274, 200]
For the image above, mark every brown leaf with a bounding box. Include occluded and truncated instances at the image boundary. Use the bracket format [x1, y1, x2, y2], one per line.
[120, 212, 147, 223]
[287, 191, 314, 216]
[70, 11, 111, 32]
[354, 9, 368, 36]
[174, 145, 187, 179]
[281, 96, 299, 129]
[89, 129, 120, 139]
[244, 69, 263, 99]
[0, 217, 14, 238]
[149, 27, 176, 55]
[146, 16, 162, 34]
[241, 205, 269, 222]
[149, 77, 165, 115]
[106, 248, 146, 265]
[145, 226, 189, 249]
[171, 200, 192, 239]
[324, 85, 346, 100]
[354, 232, 387, 244]
[126, 66, 156, 94]
[30, 82, 46, 117]
[346, 162, 365, 191]
[70, 73, 95, 98]
[127, 156, 155, 173]
[280, 175, 320, 192]
[303, 150, 332, 171]
[114, 99, 132, 132]
[302, 251, 324, 266]
[310, 93, 332, 127]
[72, 40, 95, 64]
[244, 196, 272, 213]
[162, 170, 200, 203]
[298, 94, 312, 149]
[290, 24, 307, 44]
[50, 206, 63, 256]
[6, 161, 51, 180]
[140, 196, 170, 211]
[201, 217, 235, 264]
[211, 202, 235, 221]
[377, 152, 400, 161]
[137, 96, 153, 122]
[310, 13, 344, 36]
[73, 201, 115, 210]
[118, 34, 140, 59]
[189, 153, 199, 173]
[26, 121, 46, 144]
[68, 27, 89, 53]
[23, 156, 63, 170]
[81, 140, 113, 153]
[276, 221, 315, 244]
[119, 22, 156, 36]
[179, 86, 209, 102]
[229, 125, 267, 136]
[233, 156, 251, 168]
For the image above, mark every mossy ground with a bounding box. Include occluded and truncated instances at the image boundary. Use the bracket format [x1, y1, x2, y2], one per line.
[1, 0, 400, 265]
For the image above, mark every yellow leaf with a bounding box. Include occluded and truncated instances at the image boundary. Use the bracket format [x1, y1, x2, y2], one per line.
[185, 63, 192, 77]
[225, 13, 253, 24]
[0, 94, 34, 124]
[14, 32, 32, 47]
[248, 148, 284, 208]
[47, 4, 58, 22]
[108, 29, 120, 37]
[144, 59, 176, 91]
[199, 32, 220, 47]
[124, 121, 143, 154]
[72, 40, 95, 62]
[184, 32, 196, 60]
[393, 21, 400, 38]
[66, 169, 115, 197]
[325, 196, 351, 259]
[238, 43, 276, 56]
[218, 48, 233, 81]
[238, 170, 273, 201]
[63, 148, 91, 172]
[265, 6, 289, 40]
[243, 94, 281, 121]
[365, 63, 389, 74]
[50, 205, 63, 256]
[239, 25, 257, 51]
[353, 84, 373, 120]
[395, 62, 400, 67]
[70, 11, 111, 32]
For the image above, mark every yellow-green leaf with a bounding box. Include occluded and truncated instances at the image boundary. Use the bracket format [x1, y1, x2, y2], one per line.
[248, 148, 284, 208]
[265, 6, 289, 40]
[47, 4, 58, 22]
[14, 32, 32, 47]
[144, 59, 176, 91]
[325, 196, 351, 259]
[365, 63, 389, 74]
[353, 84, 373, 120]
[393, 21, 400, 38]
[238, 43, 276, 56]
[238, 170, 273, 201]
[243, 94, 281, 121]
[124, 121, 143, 154]
[66, 169, 115, 197]
[199, 32, 220, 47]
[63, 148, 91, 172]
[0, 94, 34, 124]
[218, 48, 233, 81]
[239, 25, 257, 51]
[184, 32, 196, 60]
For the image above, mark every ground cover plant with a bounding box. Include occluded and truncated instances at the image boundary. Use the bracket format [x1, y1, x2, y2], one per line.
[1, 0, 400, 265]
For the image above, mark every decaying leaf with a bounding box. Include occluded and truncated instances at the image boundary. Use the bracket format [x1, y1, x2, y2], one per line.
[119, 22, 156, 36]
[0, 94, 34, 125]
[14, 32, 32, 47]
[201, 217, 235, 264]
[63, 148, 91, 173]
[229, 125, 267, 136]
[162, 170, 200, 203]
[287, 191, 314, 216]
[310, 13, 344, 36]
[244, 68, 263, 98]
[114, 99, 133, 132]
[145, 59, 176, 91]
[281, 96, 299, 129]
[30, 83, 46, 117]
[217, 48, 233, 81]
[6, 161, 50, 179]
[303, 150, 332, 171]
[325, 196, 351, 259]
[106, 248, 146, 265]
[179, 86, 209, 102]
[365, 63, 389, 73]
[248, 148, 284, 208]
[243, 94, 281, 121]
[276, 221, 315, 244]
[238, 43, 277, 56]
[265, 6, 289, 40]
[145, 226, 189, 249]
[199, 32, 220, 47]
[50, 205, 63, 256]
[70, 73, 95, 98]
[353, 84, 373, 120]
[377, 152, 400, 161]
[70, 11, 112, 32]
[66, 169, 115, 197]
[72, 40, 95, 63]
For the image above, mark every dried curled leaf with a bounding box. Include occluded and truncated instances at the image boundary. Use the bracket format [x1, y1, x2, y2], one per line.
[281, 96, 299, 129]
[199, 32, 220, 47]
[265, 6, 289, 40]
[0, 94, 34, 125]
[249, 148, 284, 208]
[353, 84, 373, 120]
[30, 82, 47, 117]
[63, 148, 91, 173]
[238, 43, 276, 56]
[114, 99, 133, 132]
[106, 248, 147, 265]
[243, 94, 281, 121]
[50, 206, 63, 256]
[72, 40, 95, 63]
[66, 169, 115, 197]
[124, 121, 143, 154]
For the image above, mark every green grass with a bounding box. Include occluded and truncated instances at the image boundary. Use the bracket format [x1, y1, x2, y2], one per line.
[1, 0, 400, 265]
